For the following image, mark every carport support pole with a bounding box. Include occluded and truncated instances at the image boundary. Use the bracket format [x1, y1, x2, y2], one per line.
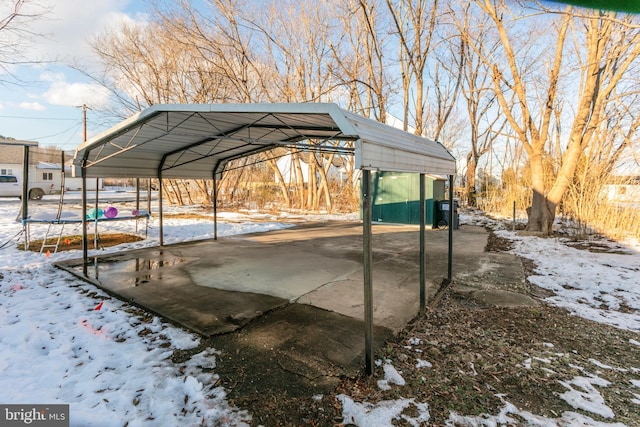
[419, 173, 426, 312]
[135, 178, 140, 234]
[135, 178, 140, 211]
[147, 180, 151, 211]
[94, 179, 99, 249]
[21, 145, 29, 224]
[213, 173, 218, 240]
[448, 174, 454, 281]
[158, 171, 164, 246]
[81, 167, 88, 276]
[362, 169, 374, 375]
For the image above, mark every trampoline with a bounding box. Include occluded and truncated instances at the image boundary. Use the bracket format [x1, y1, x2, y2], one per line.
[21, 209, 150, 253]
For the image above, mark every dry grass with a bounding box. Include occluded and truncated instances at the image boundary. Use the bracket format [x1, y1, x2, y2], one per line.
[20, 233, 144, 252]
[478, 172, 639, 240]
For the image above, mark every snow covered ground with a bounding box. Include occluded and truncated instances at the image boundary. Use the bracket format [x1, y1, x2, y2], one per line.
[0, 198, 638, 426]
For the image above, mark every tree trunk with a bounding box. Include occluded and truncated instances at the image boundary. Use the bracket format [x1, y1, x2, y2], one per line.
[317, 154, 333, 211]
[266, 158, 291, 208]
[465, 153, 477, 207]
[307, 153, 317, 209]
[526, 153, 554, 233]
[293, 154, 305, 208]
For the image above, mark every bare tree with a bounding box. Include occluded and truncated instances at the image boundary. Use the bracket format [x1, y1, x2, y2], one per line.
[165, 0, 270, 103]
[474, 0, 640, 233]
[244, 1, 348, 210]
[91, 2, 269, 206]
[385, 0, 439, 136]
[92, 0, 362, 211]
[91, 16, 239, 111]
[0, 0, 51, 83]
[449, 3, 505, 206]
[328, 0, 394, 121]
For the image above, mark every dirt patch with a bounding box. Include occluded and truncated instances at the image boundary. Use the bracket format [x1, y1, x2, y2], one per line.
[565, 241, 632, 254]
[485, 228, 514, 252]
[21, 233, 144, 252]
[177, 287, 640, 426]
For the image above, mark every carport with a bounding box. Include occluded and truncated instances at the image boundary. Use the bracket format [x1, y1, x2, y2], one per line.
[72, 102, 456, 374]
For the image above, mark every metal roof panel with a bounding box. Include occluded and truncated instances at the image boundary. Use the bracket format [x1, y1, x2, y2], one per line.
[73, 103, 455, 178]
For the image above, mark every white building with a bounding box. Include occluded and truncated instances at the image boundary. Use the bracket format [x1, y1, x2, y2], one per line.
[275, 152, 349, 184]
[0, 139, 105, 197]
[603, 176, 640, 207]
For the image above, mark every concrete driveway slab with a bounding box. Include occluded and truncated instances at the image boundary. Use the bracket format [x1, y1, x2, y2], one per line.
[55, 221, 526, 378]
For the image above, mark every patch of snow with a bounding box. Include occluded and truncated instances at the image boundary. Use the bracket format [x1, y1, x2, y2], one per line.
[446, 401, 628, 427]
[416, 359, 432, 369]
[495, 229, 640, 332]
[337, 394, 429, 427]
[162, 327, 201, 350]
[469, 362, 478, 376]
[589, 358, 628, 373]
[446, 401, 520, 426]
[187, 349, 219, 370]
[377, 361, 406, 391]
[559, 375, 614, 418]
[559, 412, 627, 427]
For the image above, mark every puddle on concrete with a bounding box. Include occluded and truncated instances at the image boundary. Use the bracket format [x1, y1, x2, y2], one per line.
[72, 252, 190, 288]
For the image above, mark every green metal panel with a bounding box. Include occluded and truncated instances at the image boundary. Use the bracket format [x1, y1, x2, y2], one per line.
[432, 179, 445, 200]
[371, 171, 445, 226]
[372, 173, 411, 223]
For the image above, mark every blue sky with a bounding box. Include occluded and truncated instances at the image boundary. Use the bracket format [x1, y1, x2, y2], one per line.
[0, 0, 149, 150]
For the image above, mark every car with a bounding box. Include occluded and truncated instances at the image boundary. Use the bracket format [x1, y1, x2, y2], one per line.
[0, 175, 47, 200]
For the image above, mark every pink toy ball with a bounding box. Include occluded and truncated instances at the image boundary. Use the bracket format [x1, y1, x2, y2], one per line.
[104, 206, 118, 218]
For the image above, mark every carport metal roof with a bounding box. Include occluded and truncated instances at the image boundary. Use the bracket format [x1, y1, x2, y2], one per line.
[70, 102, 457, 376]
[72, 103, 455, 178]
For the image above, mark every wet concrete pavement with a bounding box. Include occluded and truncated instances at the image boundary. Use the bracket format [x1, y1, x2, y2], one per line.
[55, 221, 528, 378]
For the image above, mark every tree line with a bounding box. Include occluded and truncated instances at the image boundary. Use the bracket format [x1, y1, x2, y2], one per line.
[7, 0, 638, 234]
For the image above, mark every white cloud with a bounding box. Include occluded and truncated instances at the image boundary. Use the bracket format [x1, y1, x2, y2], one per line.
[25, 1, 147, 110]
[19, 102, 46, 111]
[43, 81, 111, 108]
[40, 71, 66, 82]
[25, 0, 147, 66]
[0, 0, 146, 142]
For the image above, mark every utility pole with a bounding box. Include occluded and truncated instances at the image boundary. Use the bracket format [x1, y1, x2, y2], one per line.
[82, 104, 87, 142]
[76, 104, 90, 142]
